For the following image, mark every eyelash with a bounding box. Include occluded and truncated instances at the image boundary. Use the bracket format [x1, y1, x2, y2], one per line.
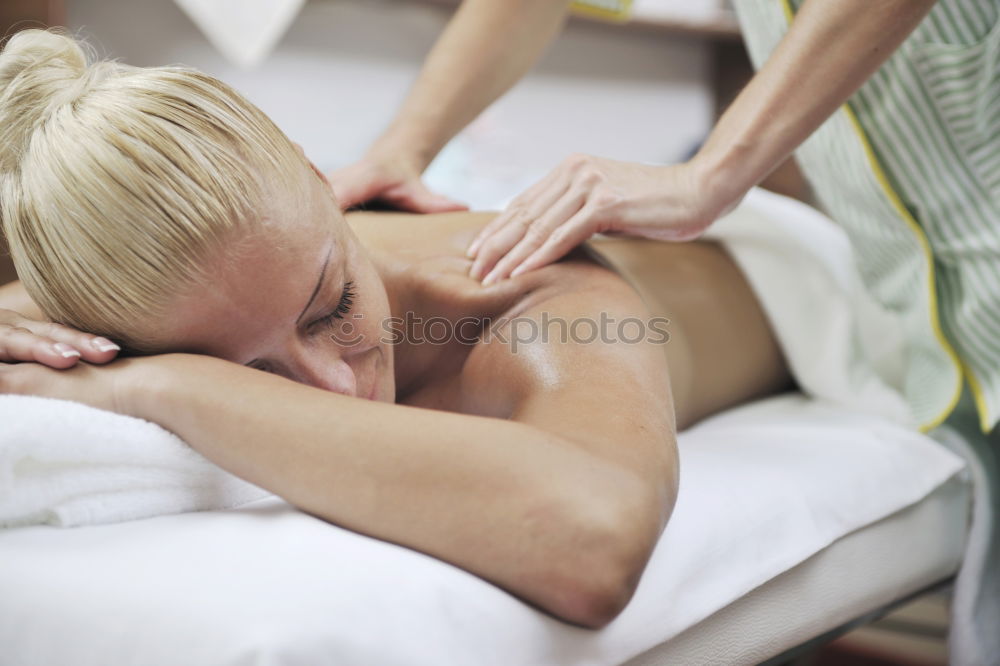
[313, 280, 356, 329]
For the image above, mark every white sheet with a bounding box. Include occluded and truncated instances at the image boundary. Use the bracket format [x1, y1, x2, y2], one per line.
[625, 472, 968, 665]
[0, 394, 966, 666]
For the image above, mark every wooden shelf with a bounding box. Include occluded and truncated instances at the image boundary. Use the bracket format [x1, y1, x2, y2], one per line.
[1, 0, 66, 36]
[405, 0, 741, 40]
[621, 10, 740, 40]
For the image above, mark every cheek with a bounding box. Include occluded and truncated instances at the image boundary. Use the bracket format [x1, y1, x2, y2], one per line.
[355, 259, 391, 340]
[328, 289, 388, 352]
[354, 298, 390, 350]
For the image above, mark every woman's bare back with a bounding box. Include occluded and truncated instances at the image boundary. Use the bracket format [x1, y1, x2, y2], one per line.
[348, 210, 792, 430]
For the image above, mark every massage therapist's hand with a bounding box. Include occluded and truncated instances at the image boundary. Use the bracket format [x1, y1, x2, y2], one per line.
[0, 308, 121, 369]
[326, 151, 468, 213]
[467, 155, 735, 285]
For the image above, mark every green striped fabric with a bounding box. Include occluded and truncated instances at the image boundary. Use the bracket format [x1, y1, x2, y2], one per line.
[731, 0, 1000, 433]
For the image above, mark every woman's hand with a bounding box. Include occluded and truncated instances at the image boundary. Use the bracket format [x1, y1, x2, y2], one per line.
[326, 153, 468, 213]
[0, 308, 120, 368]
[466, 155, 738, 285]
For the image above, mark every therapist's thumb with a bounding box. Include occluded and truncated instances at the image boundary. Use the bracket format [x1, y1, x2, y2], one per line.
[326, 169, 378, 210]
[386, 181, 469, 214]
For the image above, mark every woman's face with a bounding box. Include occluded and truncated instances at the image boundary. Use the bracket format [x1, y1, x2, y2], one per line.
[157, 163, 395, 402]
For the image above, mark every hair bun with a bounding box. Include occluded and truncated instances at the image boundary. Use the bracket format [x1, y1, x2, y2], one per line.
[0, 29, 91, 173]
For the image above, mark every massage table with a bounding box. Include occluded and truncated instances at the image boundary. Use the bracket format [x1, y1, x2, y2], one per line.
[0, 390, 970, 665]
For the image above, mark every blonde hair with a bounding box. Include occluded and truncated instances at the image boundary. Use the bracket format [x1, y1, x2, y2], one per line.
[0, 29, 307, 351]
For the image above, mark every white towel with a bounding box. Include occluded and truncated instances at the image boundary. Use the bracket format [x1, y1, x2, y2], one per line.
[0, 394, 273, 528]
[703, 187, 916, 428]
[173, 0, 306, 68]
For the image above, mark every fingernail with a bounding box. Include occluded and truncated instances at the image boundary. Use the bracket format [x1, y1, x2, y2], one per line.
[91, 337, 121, 352]
[53, 342, 81, 358]
[510, 265, 524, 278]
[481, 271, 498, 286]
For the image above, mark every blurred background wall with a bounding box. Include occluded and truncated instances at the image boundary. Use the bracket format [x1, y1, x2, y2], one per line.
[58, 0, 715, 209]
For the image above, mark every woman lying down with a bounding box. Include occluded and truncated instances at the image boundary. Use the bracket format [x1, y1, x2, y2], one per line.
[0, 31, 794, 628]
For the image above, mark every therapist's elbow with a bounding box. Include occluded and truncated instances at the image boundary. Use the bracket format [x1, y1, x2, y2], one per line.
[543, 471, 673, 629]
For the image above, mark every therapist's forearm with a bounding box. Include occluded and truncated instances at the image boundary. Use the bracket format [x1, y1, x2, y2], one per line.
[373, 0, 571, 171]
[693, 0, 937, 209]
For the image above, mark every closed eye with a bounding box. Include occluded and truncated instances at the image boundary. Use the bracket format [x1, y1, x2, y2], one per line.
[311, 280, 356, 331]
[246, 281, 357, 372]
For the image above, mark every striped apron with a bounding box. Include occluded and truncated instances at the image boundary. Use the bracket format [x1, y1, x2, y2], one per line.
[733, 0, 1000, 434]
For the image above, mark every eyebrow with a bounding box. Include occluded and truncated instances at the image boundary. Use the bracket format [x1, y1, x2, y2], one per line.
[296, 241, 335, 325]
[244, 237, 336, 369]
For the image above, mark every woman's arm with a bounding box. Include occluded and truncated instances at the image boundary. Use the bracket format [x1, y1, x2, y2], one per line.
[117, 350, 660, 628]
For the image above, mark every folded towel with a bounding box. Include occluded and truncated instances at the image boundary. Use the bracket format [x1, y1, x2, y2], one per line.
[173, 0, 306, 68]
[0, 394, 273, 528]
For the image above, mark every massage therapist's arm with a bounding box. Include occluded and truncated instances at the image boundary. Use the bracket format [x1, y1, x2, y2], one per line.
[327, 0, 572, 211]
[117, 267, 675, 629]
[694, 0, 939, 209]
[468, 0, 940, 281]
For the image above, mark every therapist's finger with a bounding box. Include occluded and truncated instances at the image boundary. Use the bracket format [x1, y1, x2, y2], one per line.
[510, 205, 602, 278]
[328, 169, 379, 210]
[467, 170, 565, 258]
[468, 217, 535, 282]
[382, 181, 469, 214]
[480, 188, 586, 285]
[467, 210, 517, 260]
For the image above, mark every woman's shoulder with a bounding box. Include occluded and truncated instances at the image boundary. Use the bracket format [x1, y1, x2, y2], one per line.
[348, 209, 635, 317]
[345, 210, 494, 260]
[346, 209, 632, 291]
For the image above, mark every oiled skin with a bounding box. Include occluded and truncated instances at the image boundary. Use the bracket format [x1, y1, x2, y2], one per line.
[348, 210, 792, 431]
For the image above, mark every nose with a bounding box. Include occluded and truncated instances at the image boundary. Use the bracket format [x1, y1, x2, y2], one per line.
[286, 345, 359, 396]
